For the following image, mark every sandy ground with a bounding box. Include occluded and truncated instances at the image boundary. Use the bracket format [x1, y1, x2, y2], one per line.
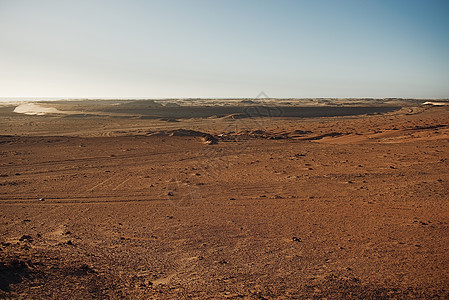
[1, 102, 448, 298]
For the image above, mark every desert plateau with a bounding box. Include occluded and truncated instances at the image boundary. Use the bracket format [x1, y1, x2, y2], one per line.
[0, 99, 448, 299]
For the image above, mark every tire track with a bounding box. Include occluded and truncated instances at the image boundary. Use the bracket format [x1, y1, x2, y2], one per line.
[112, 176, 132, 191]
[87, 175, 117, 192]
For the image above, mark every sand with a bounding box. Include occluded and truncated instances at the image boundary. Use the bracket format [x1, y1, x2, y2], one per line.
[13, 103, 66, 116]
[1, 100, 448, 298]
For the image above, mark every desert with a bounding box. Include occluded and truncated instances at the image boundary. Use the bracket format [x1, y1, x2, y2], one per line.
[0, 99, 448, 298]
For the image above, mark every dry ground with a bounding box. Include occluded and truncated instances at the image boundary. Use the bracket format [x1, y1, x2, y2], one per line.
[1, 104, 448, 298]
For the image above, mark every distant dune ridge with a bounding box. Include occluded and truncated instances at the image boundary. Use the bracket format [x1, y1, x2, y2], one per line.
[423, 101, 449, 106]
[13, 103, 65, 115]
[11, 99, 408, 119]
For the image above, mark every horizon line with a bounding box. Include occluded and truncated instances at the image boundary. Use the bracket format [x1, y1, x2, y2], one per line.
[1, 97, 449, 101]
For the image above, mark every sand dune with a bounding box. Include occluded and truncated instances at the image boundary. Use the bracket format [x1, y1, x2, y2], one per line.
[13, 103, 66, 115]
[423, 101, 449, 106]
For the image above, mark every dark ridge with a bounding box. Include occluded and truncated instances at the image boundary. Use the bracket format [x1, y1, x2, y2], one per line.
[99, 106, 402, 119]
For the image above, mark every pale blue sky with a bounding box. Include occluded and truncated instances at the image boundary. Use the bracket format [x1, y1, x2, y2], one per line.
[0, 0, 448, 99]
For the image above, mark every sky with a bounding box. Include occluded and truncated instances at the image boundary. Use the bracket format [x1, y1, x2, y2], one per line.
[0, 0, 448, 99]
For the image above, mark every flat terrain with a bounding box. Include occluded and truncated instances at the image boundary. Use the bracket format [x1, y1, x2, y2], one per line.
[1, 101, 449, 298]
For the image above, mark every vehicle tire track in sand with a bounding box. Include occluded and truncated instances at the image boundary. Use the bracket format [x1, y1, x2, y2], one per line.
[87, 175, 116, 192]
[112, 176, 132, 191]
[0, 196, 165, 205]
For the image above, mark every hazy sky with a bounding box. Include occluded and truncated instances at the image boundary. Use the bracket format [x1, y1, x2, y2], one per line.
[1, 0, 448, 99]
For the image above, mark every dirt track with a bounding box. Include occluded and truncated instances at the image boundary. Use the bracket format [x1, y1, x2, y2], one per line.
[1, 104, 449, 298]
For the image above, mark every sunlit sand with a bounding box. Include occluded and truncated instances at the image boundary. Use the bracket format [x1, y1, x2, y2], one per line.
[1, 99, 448, 298]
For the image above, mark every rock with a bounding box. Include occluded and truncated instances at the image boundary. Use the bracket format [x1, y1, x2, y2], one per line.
[159, 118, 179, 122]
[167, 129, 206, 137]
[291, 130, 313, 135]
[19, 235, 33, 242]
[202, 134, 218, 145]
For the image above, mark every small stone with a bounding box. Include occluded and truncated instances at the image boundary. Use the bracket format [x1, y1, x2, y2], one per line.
[19, 235, 33, 242]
